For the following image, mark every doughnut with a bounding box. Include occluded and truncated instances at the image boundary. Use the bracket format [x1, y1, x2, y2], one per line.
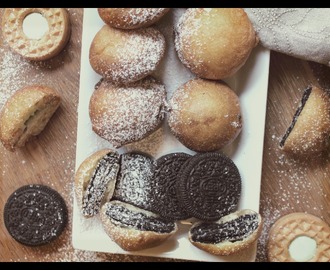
[189, 209, 262, 256]
[280, 86, 330, 157]
[176, 152, 241, 221]
[2, 8, 71, 61]
[0, 85, 61, 151]
[89, 25, 165, 84]
[74, 149, 120, 218]
[89, 77, 166, 148]
[174, 8, 258, 80]
[167, 78, 242, 152]
[268, 212, 330, 262]
[98, 8, 170, 29]
[100, 200, 178, 251]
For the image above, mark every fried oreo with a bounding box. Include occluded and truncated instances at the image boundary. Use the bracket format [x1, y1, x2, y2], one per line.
[4, 184, 68, 246]
[150, 152, 192, 221]
[112, 152, 155, 211]
[177, 152, 241, 221]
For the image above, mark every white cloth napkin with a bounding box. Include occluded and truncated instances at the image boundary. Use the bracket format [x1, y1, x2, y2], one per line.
[244, 8, 330, 66]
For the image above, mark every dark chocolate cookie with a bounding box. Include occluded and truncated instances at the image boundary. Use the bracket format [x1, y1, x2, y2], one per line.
[4, 184, 68, 246]
[177, 152, 241, 221]
[113, 152, 155, 211]
[150, 152, 192, 221]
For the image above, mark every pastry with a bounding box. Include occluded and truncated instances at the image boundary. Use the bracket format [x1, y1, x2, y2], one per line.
[189, 209, 262, 256]
[168, 78, 242, 152]
[268, 212, 330, 262]
[98, 8, 170, 29]
[112, 152, 155, 211]
[89, 25, 165, 84]
[100, 200, 178, 251]
[74, 149, 120, 218]
[280, 86, 330, 157]
[4, 184, 68, 246]
[174, 8, 258, 80]
[89, 77, 166, 148]
[2, 8, 71, 61]
[176, 152, 241, 221]
[150, 152, 192, 221]
[0, 85, 61, 151]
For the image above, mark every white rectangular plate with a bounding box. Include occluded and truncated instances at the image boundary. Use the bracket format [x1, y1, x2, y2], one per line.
[72, 8, 270, 262]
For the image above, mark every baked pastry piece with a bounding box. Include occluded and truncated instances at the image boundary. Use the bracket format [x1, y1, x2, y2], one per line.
[168, 78, 242, 152]
[2, 8, 71, 61]
[100, 200, 178, 251]
[174, 8, 258, 80]
[98, 8, 170, 29]
[177, 152, 241, 221]
[280, 86, 330, 156]
[189, 209, 262, 256]
[268, 212, 330, 262]
[89, 25, 165, 84]
[0, 85, 61, 151]
[89, 77, 166, 148]
[74, 149, 120, 218]
[4, 184, 68, 246]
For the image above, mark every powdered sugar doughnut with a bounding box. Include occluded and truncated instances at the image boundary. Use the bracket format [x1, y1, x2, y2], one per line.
[174, 8, 258, 80]
[98, 8, 170, 29]
[89, 25, 165, 84]
[89, 77, 166, 148]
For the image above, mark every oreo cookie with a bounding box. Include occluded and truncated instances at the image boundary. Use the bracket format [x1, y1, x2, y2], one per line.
[177, 152, 241, 221]
[113, 152, 155, 211]
[4, 184, 68, 246]
[150, 152, 192, 221]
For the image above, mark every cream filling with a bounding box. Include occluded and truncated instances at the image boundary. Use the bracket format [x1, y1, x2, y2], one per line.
[289, 236, 317, 262]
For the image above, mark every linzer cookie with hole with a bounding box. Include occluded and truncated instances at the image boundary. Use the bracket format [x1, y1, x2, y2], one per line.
[74, 149, 120, 218]
[177, 152, 241, 221]
[2, 8, 71, 61]
[280, 86, 330, 157]
[150, 152, 192, 221]
[0, 85, 61, 151]
[4, 184, 68, 246]
[189, 209, 262, 256]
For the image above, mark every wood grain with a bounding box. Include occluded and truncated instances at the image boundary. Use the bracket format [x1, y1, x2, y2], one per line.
[0, 8, 329, 262]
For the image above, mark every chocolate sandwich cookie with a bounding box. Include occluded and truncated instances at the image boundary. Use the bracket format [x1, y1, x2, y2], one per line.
[113, 152, 155, 211]
[4, 184, 68, 246]
[150, 152, 192, 221]
[177, 152, 241, 221]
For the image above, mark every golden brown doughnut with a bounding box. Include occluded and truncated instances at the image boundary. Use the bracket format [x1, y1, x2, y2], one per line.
[98, 8, 170, 29]
[89, 25, 165, 84]
[100, 200, 178, 251]
[280, 86, 330, 157]
[74, 149, 120, 218]
[268, 212, 330, 262]
[89, 77, 167, 148]
[0, 85, 61, 151]
[175, 8, 258, 80]
[168, 78, 242, 152]
[189, 209, 263, 256]
[2, 8, 71, 61]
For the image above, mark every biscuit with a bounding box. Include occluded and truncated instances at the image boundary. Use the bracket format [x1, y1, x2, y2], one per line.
[4, 184, 68, 246]
[150, 152, 192, 221]
[0, 85, 61, 151]
[176, 152, 241, 221]
[2, 8, 71, 61]
[189, 209, 262, 256]
[268, 212, 330, 262]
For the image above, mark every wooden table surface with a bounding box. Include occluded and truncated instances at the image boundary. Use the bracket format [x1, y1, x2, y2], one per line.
[1, 8, 329, 262]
